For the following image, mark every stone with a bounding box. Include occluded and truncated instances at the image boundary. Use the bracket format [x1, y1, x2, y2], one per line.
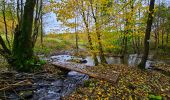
[52, 80, 63, 87]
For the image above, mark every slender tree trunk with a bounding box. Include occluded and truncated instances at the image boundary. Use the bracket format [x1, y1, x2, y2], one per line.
[161, 19, 165, 49]
[81, 2, 98, 65]
[166, 32, 169, 48]
[8, 2, 15, 41]
[17, 0, 21, 27]
[136, 8, 141, 54]
[132, 33, 136, 53]
[137, 36, 140, 54]
[32, 0, 42, 47]
[157, 0, 161, 48]
[75, 16, 79, 53]
[122, 0, 130, 57]
[95, 22, 107, 64]
[121, 8, 127, 56]
[161, 28, 164, 49]
[90, 0, 107, 64]
[156, 22, 159, 49]
[20, 0, 23, 27]
[40, 3, 43, 47]
[153, 23, 159, 50]
[2, 0, 11, 49]
[86, 21, 98, 65]
[130, 1, 137, 54]
[138, 0, 155, 69]
[87, 32, 99, 66]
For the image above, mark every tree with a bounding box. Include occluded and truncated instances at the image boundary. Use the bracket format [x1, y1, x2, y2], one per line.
[12, 0, 36, 71]
[0, 0, 42, 72]
[152, 2, 170, 50]
[55, 0, 80, 53]
[138, 0, 155, 69]
[79, 0, 99, 65]
[55, 0, 100, 65]
[89, 0, 107, 64]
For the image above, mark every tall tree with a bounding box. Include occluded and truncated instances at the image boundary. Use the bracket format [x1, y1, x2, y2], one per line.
[12, 0, 36, 71]
[80, 0, 99, 65]
[75, 11, 79, 54]
[89, 0, 107, 64]
[0, 0, 41, 72]
[138, 0, 155, 69]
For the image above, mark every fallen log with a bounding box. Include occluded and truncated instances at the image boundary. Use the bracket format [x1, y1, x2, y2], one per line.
[52, 62, 119, 83]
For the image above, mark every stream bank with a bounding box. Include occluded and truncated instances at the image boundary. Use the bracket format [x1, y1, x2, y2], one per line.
[0, 50, 170, 99]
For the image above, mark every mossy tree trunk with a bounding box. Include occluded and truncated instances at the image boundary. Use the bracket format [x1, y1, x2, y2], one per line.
[12, 0, 36, 71]
[0, 0, 43, 72]
[89, 0, 107, 64]
[81, 3, 99, 65]
[95, 22, 107, 64]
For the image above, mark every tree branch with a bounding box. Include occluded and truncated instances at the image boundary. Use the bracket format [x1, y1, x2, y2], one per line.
[2, 0, 11, 49]
[32, 0, 42, 47]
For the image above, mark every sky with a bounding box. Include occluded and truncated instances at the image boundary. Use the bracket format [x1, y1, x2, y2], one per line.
[42, 0, 170, 34]
[42, 12, 62, 33]
[5, 0, 170, 34]
[42, 12, 75, 34]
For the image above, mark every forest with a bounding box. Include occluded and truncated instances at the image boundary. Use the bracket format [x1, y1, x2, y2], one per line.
[0, 0, 170, 99]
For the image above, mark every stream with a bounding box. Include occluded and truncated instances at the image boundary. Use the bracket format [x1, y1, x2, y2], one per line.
[2, 54, 170, 100]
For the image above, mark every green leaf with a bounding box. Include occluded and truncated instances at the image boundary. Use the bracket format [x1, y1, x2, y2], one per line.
[154, 96, 162, 100]
[148, 94, 155, 99]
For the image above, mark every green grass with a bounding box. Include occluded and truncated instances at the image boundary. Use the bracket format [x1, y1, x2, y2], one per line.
[0, 56, 9, 71]
[34, 33, 170, 56]
[34, 35, 73, 55]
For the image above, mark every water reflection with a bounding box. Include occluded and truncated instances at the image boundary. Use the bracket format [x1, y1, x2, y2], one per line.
[50, 54, 151, 67]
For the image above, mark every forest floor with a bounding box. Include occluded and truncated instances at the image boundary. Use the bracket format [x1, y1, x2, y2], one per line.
[0, 60, 170, 99]
[63, 64, 170, 100]
[44, 47, 170, 99]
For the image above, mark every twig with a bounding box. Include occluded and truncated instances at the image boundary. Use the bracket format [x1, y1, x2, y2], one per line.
[12, 87, 25, 100]
[0, 80, 32, 91]
[5, 81, 25, 100]
[3, 83, 7, 100]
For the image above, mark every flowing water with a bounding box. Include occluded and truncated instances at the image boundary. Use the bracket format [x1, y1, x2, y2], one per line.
[33, 55, 89, 99]
[37, 54, 169, 100]
[5, 54, 169, 99]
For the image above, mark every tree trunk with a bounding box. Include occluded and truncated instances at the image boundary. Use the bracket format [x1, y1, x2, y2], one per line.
[138, 0, 155, 69]
[0, 36, 11, 56]
[166, 32, 169, 48]
[12, 0, 36, 71]
[2, 0, 11, 49]
[161, 19, 165, 49]
[81, 4, 99, 65]
[75, 17, 79, 53]
[40, 0, 43, 47]
[95, 22, 107, 64]
[122, 0, 130, 58]
[17, 0, 20, 26]
[32, 0, 42, 47]
[161, 29, 164, 49]
[89, 0, 107, 64]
